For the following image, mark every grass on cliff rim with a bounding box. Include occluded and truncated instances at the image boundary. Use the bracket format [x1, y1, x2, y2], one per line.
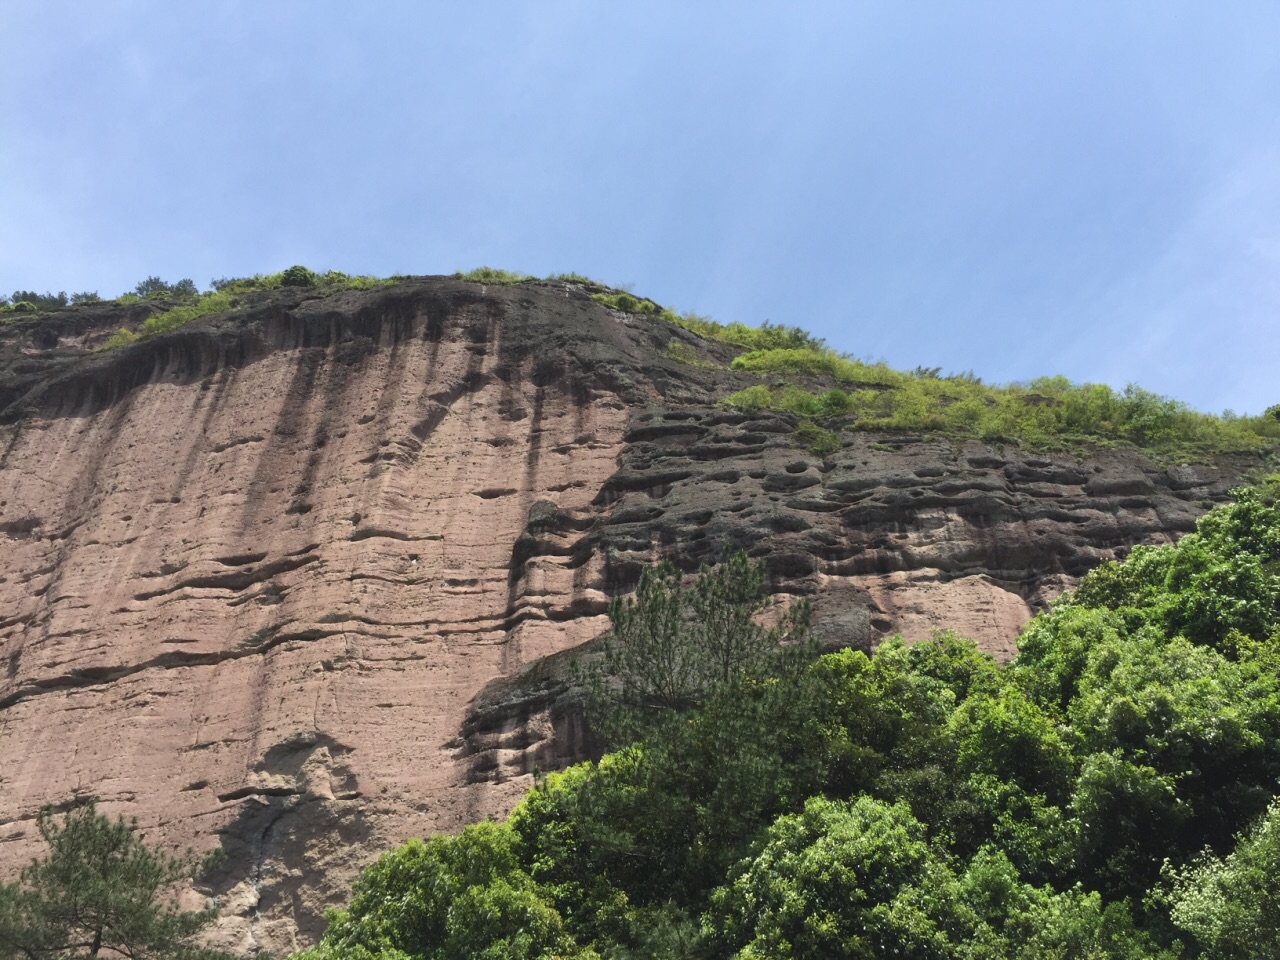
[722, 375, 1280, 456]
[591, 293, 824, 356]
[730, 347, 901, 384]
[591, 291, 668, 315]
[455, 266, 532, 284]
[669, 314, 826, 353]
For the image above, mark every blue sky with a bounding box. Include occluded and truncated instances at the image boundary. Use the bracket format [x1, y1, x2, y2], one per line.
[3, 2, 1277, 415]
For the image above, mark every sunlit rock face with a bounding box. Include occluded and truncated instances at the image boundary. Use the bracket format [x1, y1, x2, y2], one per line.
[0, 278, 1256, 954]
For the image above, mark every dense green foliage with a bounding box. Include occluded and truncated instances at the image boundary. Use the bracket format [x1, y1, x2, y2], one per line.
[590, 291, 665, 315]
[728, 348, 896, 383]
[280, 264, 318, 287]
[723, 373, 1280, 457]
[1165, 799, 1280, 959]
[669, 316, 824, 353]
[2, 291, 66, 311]
[296, 480, 1280, 959]
[295, 822, 591, 960]
[207, 268, 388, 295]
[0, 803, 232, 960]
[101, 328, 140, 350]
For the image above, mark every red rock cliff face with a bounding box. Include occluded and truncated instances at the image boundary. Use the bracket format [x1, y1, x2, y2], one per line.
[0, 279, 1259, 954]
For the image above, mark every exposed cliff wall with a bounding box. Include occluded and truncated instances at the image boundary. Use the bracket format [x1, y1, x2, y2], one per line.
[0, 279, 1262, 954]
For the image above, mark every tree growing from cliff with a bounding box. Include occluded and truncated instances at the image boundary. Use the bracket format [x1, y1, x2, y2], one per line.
[0, 802, 233, 960]
[581, 550, 815, 744]
[132, 277, 198, 299]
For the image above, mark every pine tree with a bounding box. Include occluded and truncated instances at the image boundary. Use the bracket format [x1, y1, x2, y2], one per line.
[581, 550, 814, 744]
[0, 802, 234, 960]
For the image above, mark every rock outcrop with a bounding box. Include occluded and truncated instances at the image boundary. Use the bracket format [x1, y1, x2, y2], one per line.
[0, 278, 1261, 954]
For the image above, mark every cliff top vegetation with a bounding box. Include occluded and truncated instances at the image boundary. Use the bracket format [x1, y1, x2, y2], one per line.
[4, 266, 1275, 459]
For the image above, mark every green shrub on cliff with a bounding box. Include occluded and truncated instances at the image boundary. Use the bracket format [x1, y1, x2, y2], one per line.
[584, 290, 823, 355]
[137, 291, 237, 338]
[208, 268, 388, 295]
[5, 290, 68, 311]
[671, 314, 824, 352]
[642, 305, 1276, 457]
[280, 264, 317, 287]
[590, 291, 672, 316]
[100, 328, 139, 350]
[97, 268, 402, 348]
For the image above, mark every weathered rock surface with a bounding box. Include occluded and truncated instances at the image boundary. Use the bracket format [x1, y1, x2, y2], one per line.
[0, 278, 1263, 954]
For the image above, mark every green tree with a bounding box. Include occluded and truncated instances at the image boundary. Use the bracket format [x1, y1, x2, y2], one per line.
[1065, 633, 1280, 891]
[704, 795, 974, 959]
[1167, 799, 1280, 959]
[279, 265, 316, 287]
[581, 551, 813, 743]
[133, 276, 170, 297]
[295, 821, 592, 960]
[960, 847, 1173, 960]
[0, 802, 232, 960]
[7, 291, 66, 310]
[129, 277, 197, 299]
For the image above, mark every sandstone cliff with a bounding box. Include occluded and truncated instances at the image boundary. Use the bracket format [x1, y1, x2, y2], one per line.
[0, 278, 1261, 954]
